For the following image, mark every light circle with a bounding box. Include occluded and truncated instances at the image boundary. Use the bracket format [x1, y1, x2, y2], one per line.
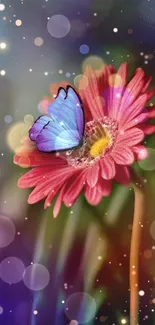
[65, 292, 96, 323]
[47, 15, 71, 38]
[74, 74, 88, 89]
[138, 148, 155, 171]
[23, 264, 50, 291]
[0, 215, 16, 248]
[0, 257, 25, 284]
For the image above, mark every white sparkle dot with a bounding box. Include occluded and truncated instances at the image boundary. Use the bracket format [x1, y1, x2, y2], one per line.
[44, 71, 48, 76]
[15, 19, 22, 27]
[139, 290, 145, 296]
[0, 70, 6, 76]
[121, 319, 127, 324]
[62, 300, 65, 304]
[0, 42, 7, 50]
[33, 310, 38, 315]
[29, 69, 32, 72]
[0, 4, 5, 11]
[113, 27, 118, 33]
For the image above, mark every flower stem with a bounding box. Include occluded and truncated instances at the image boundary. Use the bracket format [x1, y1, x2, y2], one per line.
[129, 167, 148, 325]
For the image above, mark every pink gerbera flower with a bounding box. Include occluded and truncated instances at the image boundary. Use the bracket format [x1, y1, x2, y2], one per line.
[14, 63, 155, 217]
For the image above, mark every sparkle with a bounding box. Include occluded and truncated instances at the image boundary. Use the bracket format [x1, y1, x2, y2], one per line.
[44, 71, 48, 76]
[0, 70, 6, 76]
[113, 27, 118, 33]
[0, 4, 5, 11]
[0, 42, 7, 50]
[139, 290, 145, 296]
[15, 19, 22, 26]
[62, 300, 65, 304]
[121, 319, 127, 324]
[33, 310, 38, 315]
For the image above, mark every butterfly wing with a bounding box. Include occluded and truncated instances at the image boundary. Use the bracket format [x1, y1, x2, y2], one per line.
[36, 87, 84, 152]
[36, 121, 81, 152]
[48, 87, 84, 137]
[29, 116, 52, 141]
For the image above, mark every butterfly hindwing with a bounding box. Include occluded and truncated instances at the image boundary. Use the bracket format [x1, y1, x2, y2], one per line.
[29, 116, 52, 141]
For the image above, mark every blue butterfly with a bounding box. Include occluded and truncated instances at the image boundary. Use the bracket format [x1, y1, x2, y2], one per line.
[29, 86, 85, 152]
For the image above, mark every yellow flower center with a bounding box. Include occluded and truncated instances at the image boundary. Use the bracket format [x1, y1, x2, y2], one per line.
[90, 136, 110, 158]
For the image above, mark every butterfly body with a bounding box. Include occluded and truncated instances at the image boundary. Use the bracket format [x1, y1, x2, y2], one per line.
[29, 87, 85, 153]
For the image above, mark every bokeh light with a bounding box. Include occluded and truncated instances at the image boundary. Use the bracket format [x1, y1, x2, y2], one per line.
[23, 263, 50, 291]
[0, 257, 25, 284]
[109, 74, 123, 87]
[65, 292, 96, 323]
[138, 148, 155, 171]
[80, 44, 89, 55]
[24, 114, 34, 125]
[74, 74, 88, 90]
[4, 115, 12, 124]
[0, 306, 3, 315]
[47, 15, 70, 38]
[38, 100, 49, 114]
[0, 70, 6, 76]
[15, 19, 22, 26]
[139, 290, 145, 296]
[34, 37, 44, 46]
[0, 215, 16, 248]
[0, 4, 5, 11]
[69, 321, 78, 325]
[82, 55, 104, 71]
[7, 122, 30, 152]
[0, 42, 7, 50]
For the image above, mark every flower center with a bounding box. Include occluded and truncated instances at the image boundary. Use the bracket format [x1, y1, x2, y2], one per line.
[65, 117, 118, 168]
[90, 137, 110, 158]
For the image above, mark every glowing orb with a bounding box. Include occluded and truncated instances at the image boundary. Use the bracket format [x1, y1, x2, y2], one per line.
[23, 263, 50, 291]
[0, 307, 3, 315]
[24, 114, 34, 125]
[65, 292, 96, 323]
[138, 148, 155, 171]
[139, 290, 145, 296]
[0, 257, 25, 284]
[34, 37, 44, 46]
[80, 44, 89, 55]
[0, 4, 5, 11]
[0, 70, 6, 76]
[0, 42, 7, 50]
[0, 215, 16, 248]
[47, 15, 71, 38]
[74, 74, 88, 90]
[4, 115, 12, 124]
[82, 55, 104, 71]
[7, 122, 30, 152]
[15, 19, 22, 26]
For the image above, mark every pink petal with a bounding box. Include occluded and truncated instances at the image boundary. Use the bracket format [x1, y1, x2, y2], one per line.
[118, 94, 148, 128]
[18, 166, 72, 188]
[100, 155, 116, 179]
[111, 146, 134, 165]
[97, 178, 112, 196]
[86, 163, 99, 187]
[121, 113, 148, 131]
[63, 171, 86, 207]
[115, 165, 130, 185]
[27, 167, 75, 204]
[79, 66, 104, 119]
[53, 186, 66, 218]
[116, 128, 144, 147]
[117, 68, 146, 120]
[141, 124, 155, 135]
[110, 63, 128, 119]
[85, 186, 102, 205]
